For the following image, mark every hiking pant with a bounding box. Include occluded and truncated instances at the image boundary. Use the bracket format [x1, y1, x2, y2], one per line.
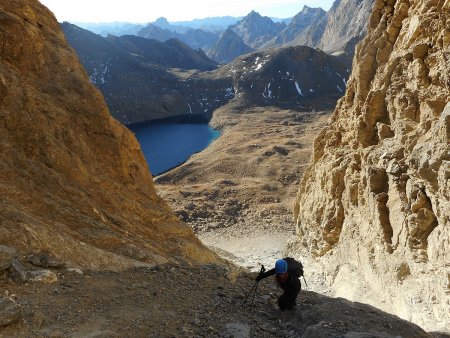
[278, 277, 301, 311]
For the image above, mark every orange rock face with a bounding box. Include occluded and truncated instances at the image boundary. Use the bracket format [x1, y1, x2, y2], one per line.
[291, 0, 449, 331]
[0, 0, 216, 269]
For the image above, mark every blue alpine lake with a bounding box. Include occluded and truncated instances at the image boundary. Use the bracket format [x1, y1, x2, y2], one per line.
[129, 119, 220, 176]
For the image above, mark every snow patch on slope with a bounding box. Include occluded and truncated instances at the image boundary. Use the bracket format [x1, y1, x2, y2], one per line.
[295, 82, 304, 96]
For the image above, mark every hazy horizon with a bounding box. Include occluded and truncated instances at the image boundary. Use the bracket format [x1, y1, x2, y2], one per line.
[38, 0, 335, 24]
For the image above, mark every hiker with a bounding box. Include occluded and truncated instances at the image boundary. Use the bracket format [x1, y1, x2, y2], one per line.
[256, 257, 302, 311]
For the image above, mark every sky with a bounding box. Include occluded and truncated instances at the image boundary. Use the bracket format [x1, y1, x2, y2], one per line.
[38, 0, 335, 23]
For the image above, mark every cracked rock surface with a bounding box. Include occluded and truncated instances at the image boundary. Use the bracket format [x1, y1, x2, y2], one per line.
[291, 0, 449, 331]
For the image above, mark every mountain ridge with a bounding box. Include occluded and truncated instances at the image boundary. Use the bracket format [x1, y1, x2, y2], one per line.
[74, 1, 373, 65]
[0, 0, 447, 335]
[137, 23, 219, 50]
[63, 23, 350, 124]
[62, 22, 233, 124]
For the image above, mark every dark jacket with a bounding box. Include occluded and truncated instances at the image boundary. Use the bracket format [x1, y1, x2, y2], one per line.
[256, 257, 301, 292]
[256, 257, 302, 310]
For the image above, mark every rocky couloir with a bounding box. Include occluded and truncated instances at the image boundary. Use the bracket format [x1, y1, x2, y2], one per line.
[291, 0, 449, 331]
[1, 0, 448, 335]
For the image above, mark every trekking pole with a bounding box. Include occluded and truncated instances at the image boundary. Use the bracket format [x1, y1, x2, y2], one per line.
[241, 265, 265, 306]
[241, 280, 258, 306]
[251, 265, 266, 305]
[250, 279, 259, 306]
[303, 275, 308, 288]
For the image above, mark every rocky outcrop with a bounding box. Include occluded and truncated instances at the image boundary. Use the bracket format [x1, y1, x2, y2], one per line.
[208, 28, 254, 63]
[0, 0, 217, 270]
[290, 0, 449, 331]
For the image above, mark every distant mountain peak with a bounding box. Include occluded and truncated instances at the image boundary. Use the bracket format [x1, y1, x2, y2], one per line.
[231, 10, 285, 49]
[154, 17, 170, 25]
[243, 10, 264, 21]
[300, 5, 324, 13]
[296, 5, 326, 17]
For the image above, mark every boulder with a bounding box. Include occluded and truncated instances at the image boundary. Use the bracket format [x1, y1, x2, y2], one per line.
[27, 253, 65, 268]
[9, 259, 29, 282]
[0, 246, 16, 271]
[0, 298, 22, 327]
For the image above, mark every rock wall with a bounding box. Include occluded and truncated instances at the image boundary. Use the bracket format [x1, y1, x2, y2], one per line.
[319, 0, 375, 54]
[0, 0, 217, 269]
[291, 0, 449, 331]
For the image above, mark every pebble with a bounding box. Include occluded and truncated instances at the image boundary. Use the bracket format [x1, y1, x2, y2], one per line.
[67, 268, 83, 275]
[29, 270, 58, 284]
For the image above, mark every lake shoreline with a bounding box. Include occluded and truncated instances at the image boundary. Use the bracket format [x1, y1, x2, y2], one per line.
[152, 134, 221, 177]
[126, 113, 211, 128]
[129, 117, 221, 176]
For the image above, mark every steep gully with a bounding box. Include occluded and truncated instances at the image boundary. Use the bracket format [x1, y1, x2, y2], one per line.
[67, 1, 447, 334]
[0, 0, 447, 336]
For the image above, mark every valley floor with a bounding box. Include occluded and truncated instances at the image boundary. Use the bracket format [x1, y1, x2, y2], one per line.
[155, 105, 330, 271]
